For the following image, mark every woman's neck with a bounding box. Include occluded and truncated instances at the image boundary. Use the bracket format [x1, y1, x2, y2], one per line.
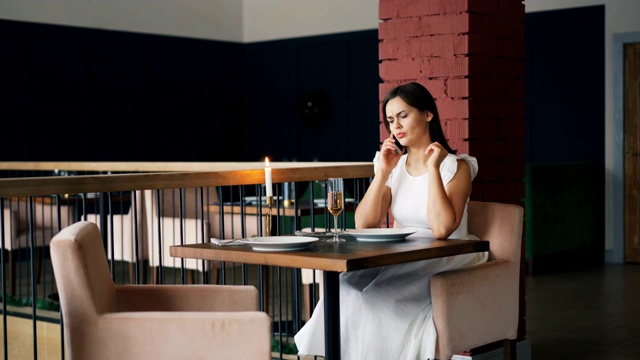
[404, 145, 430, 176]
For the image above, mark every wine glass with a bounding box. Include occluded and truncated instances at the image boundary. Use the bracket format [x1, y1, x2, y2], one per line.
[327, 178, 344, 242]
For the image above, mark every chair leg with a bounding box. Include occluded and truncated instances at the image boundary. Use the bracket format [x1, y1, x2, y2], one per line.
[503, 339, 517, 360]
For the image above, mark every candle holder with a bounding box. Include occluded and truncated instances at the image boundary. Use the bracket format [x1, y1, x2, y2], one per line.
[265, 195, 274, 236]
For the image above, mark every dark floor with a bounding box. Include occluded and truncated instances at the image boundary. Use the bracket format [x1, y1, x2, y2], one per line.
[525, 263, 640, 359]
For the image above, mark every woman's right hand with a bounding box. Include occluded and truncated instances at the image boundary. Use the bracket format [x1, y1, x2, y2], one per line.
[378, 134, 403, 174]
[357, 134, 397, 228]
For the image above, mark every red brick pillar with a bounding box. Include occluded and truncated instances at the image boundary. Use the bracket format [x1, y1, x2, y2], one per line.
[378, 0, 525, 206]
[378, 0, 527, 351]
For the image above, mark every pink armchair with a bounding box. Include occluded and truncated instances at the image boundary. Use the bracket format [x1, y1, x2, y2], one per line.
[432, 201, 524, 360]
[50, 221, 272, 360]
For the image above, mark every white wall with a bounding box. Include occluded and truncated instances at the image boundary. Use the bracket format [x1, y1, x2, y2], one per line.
[242, 0, 379, 42]
[0, 0, 245, 42]
[1, 0, 639, 262]
[0, 0, 380, 43]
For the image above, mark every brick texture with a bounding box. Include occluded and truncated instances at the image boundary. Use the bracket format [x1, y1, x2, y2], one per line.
[378, 0, 525, 208]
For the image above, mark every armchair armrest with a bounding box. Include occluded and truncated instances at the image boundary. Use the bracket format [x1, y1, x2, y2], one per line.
[86, 311, 272, 360]
[431, 259, 519, 353]
[116, 284, 259, 312]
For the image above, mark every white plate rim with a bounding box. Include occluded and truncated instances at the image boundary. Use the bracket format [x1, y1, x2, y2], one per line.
[345, 228, 417, 242]
[239, 236, 319, 251]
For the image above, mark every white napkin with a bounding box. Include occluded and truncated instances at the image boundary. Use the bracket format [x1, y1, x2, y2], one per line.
[210, 238, 245, 246]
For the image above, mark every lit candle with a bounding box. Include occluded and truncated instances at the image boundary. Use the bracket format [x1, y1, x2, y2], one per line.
[264, 157, 273, 197]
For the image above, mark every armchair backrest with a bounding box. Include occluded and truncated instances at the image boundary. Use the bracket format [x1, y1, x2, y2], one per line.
[467, 200, 524, 265]
[50, 221, 117, 322]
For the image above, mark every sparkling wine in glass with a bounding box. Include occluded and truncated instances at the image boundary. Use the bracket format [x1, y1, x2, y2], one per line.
[327, 178, 344, 242]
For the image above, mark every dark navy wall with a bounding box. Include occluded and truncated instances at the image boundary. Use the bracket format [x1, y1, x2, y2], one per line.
[0, 20, 380, 162]
[0, 20, 247, 161]
[243, 31, 381, 162]
[525, 5, 605, 164]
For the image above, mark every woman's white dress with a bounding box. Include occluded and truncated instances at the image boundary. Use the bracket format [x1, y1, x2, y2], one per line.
[294, 153, 488, 360]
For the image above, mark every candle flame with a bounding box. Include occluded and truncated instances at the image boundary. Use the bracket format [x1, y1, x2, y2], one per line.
[265, 157, 270, 167]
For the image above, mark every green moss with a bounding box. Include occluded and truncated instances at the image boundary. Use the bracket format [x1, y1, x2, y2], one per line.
[271, 337, 298, 355]
[0, 295, 60, 312]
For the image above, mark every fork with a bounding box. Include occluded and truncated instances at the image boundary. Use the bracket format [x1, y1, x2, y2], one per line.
[210, 238, 243, 246]
[210, 235, 258, 246]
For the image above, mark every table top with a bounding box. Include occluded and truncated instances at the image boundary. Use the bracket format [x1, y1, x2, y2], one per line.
[170, 236, 489, 272]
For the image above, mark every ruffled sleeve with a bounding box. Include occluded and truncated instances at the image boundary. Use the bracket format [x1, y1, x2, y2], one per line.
[373, 151, 381, 175]
[440, 154, 478, 185]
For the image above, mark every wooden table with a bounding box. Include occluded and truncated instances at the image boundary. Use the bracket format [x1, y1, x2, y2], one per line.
[170, 236, 489, 360]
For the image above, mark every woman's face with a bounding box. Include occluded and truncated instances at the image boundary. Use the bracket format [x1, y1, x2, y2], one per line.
[385, 97, 431, 147]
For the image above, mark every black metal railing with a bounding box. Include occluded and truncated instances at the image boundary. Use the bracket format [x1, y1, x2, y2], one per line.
[0, 163, 373, 359]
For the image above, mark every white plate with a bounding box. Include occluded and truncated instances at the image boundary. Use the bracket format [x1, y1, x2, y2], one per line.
[345, 228, 417, 242]
[239, 236, 319, 251]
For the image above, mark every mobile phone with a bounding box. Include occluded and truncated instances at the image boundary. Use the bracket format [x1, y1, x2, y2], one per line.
[393, 135, 404, 154]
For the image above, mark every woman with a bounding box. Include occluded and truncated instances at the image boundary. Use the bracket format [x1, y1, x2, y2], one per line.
[294, 82, 488, 359]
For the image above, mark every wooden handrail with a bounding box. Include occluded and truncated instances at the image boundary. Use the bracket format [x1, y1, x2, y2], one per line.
[0, 161, 371, 173]
[0, 162, 374, 197]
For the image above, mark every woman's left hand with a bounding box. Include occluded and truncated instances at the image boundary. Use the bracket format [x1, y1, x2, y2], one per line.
[424, 142, 448, 170]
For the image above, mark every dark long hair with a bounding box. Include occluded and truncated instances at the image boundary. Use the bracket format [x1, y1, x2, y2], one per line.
[382, 82, 456, 154]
